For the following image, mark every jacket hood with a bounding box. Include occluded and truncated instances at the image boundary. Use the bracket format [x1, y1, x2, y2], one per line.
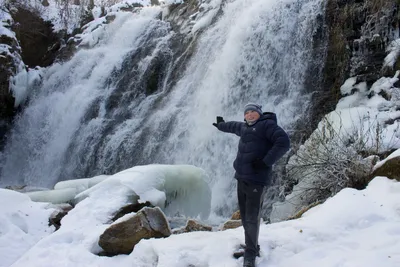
[259, 112, 277, 123]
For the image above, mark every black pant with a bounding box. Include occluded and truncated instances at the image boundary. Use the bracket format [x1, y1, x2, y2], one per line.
[237, 179, 266, 260]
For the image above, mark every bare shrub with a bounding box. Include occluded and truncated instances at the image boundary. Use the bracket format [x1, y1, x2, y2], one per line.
[286, 112, 398, 207]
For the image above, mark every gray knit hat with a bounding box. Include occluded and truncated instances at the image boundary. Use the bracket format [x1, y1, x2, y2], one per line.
[244, 103, 263, 116]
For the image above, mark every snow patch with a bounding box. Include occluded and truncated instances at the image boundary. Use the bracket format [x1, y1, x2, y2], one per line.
[76, 164, 211, 219]
[384, 39, 400, 68]
[0, 8, 15, 39]
[340, 77, 357, 95]
[0, 189, 54, 267]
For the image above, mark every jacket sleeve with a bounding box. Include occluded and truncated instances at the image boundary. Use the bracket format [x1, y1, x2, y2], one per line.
[216, 121, 244, 137]
[262, 122, 290, 166]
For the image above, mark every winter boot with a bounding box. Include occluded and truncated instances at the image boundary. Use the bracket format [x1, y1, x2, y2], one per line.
[233, 244, 260, 259]
[243, 257, 256, 267]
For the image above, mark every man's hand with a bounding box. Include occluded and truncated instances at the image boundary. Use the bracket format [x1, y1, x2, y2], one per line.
[212, 116, 225, 128]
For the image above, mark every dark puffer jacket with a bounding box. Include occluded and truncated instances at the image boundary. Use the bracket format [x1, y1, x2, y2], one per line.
[216, 112, 290, 186]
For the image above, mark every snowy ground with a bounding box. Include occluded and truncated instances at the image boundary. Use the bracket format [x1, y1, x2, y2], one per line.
[1, 173, 400, 267]
[0, 190, 55, 267]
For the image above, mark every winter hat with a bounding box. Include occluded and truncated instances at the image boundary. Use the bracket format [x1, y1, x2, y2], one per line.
[244, 103, 263, 116]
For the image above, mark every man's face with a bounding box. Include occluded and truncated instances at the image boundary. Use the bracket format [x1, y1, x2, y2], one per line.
[244, 110, 260, 121]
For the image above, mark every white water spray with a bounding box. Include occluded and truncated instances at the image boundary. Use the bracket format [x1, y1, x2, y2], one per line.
[1, 0, 326, 217]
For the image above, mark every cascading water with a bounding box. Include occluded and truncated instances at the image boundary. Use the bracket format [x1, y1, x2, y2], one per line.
[1, 0, 326, 217]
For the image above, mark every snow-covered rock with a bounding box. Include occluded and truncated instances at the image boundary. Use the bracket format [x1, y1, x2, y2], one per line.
[26, 188, 78, 204]
[25, 164, 211, 221]
[75, 164, 211, 219]
[98, 206, 171, 255]
[372, 149, 400, 182]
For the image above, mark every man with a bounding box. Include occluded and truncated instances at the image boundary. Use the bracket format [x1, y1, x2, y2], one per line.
[213, 103, 290, 267]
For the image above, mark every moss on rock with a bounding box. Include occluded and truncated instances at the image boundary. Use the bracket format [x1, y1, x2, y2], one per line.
[371, 156, 400, 182]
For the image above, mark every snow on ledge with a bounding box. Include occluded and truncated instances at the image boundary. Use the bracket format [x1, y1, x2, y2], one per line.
[25, 164, 211, 220]
[384, 39, 400, 68]
[373, 148, 400, 171]
[76, 164, 211, 219]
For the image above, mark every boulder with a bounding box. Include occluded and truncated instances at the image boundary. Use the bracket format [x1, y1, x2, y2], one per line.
[372, 156, 400, 182]
[172, 219, 212, 234]
[221, 220, 242, 231]
[98, 207, 171, 255]
[231, 210, 241, 220]
[184, 219, 212, 232]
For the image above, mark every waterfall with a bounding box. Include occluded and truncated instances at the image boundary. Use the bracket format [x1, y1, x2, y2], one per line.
[1, 0, 326, 217]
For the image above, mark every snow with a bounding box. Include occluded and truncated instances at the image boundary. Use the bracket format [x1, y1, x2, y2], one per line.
[1, 177, 400, 266]
[0, 189, 54, 267]
[75, 164, 211, 219]
[26, 188, 77, 204]
[24, 165, 211, 219]
[340, 77, 357, 95]
[334, 72, 400, 150]
[107, 0, 151, 12]
[25, 174, 110, 205]
[384, 39, 400, 68]
[0, 8, 15, 39]
[10, 67, 43, 107]
[373, 148, 400, 171]
[159, 0, 183, 4]
[54, 174, 109, 191]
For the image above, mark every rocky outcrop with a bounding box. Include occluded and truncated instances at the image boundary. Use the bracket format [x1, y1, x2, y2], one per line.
[9, 6, 61, 68]
[98, 207, 171, 255]
[1, 4, 63, 150]
[309, 0, 400, 133]
[372, 156, 400, 182]
[0, 15, 20, 150]
[221, 220, 242, 230]
[172, 219, 212, 234]
[219, 210, 242, 230]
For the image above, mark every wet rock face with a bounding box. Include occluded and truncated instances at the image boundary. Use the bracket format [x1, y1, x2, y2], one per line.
[0, 25, 19, 150]
[348, 1, 399, 82]
[309, 0, 400, 136]
[10, 7, 60, 68]
[1, 5, 62, 149]
[328, 0, 399, 88]
[372, 156, 400, 182]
